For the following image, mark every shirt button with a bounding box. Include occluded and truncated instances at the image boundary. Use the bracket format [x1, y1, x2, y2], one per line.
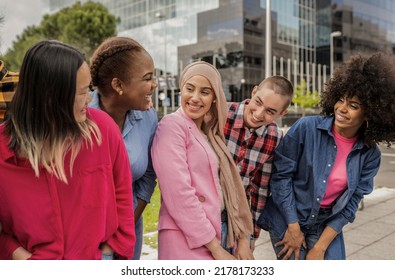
[317, 198, 320, 201]
[311, 215, 315, 218]
[328, 164, 331, 167]
[323, 180, 326, 183]
[198, 196, 206, 202]
[334, 145, 337, 149]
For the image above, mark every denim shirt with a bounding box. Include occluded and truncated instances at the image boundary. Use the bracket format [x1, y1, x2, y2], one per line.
[258, 115, 381, 235]
[89, 92, 158, 207]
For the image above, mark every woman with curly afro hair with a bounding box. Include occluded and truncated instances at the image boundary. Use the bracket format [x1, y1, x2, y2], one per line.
[258, 52, 395, 260]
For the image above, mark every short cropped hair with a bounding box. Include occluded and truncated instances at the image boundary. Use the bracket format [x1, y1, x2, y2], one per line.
[258, 75, 294, 109]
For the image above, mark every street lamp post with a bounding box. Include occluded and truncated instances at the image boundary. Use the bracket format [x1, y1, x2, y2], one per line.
[240, 78, 245, 100]
[265, 0, 272, 78]
[330, 31, 342, 77]
[155, 12, 168, 115]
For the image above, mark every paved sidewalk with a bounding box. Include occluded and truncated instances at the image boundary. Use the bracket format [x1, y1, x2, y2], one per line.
[141, 187, 395, 260]
[254, 186, 395, 260]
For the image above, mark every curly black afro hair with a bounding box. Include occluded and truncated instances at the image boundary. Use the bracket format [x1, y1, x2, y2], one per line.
[320, 52, 395, 147]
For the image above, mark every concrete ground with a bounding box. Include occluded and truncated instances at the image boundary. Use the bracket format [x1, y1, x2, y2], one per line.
[141, 187, 395, 260]
[254, 187, 395, 260]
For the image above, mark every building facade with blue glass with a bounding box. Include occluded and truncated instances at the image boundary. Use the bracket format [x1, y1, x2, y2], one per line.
[317, 0, 395, 69]
[48, 0, 395, 103]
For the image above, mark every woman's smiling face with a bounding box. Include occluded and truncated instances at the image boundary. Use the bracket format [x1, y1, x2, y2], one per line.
[181, 75, 215, 128]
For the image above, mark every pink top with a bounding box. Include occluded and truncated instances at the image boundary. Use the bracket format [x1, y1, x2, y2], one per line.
[0, 108, 135, 259]
[321, 128, 358, 208]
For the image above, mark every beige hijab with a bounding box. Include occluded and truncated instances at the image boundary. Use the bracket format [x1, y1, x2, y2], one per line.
[179, 61, 253, 247]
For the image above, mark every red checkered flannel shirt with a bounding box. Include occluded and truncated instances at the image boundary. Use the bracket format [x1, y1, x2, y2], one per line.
[224, 100, 283, 239]
[0, 61, 19, 122]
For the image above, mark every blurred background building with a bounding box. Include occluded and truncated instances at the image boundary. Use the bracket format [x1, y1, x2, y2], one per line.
[48, 0, 395, 112]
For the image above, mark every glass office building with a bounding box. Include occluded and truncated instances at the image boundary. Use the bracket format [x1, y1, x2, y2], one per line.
[117, 0, 319, 101]
[48, 0, 395, 102]
[116, 0, 219, 78]
[316, 0, 395, 69]
[48, 0, 318, 101]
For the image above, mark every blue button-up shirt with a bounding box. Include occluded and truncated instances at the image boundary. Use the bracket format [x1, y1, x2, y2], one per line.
[258, 115, 381, 235]
[89, 92, 158, 206]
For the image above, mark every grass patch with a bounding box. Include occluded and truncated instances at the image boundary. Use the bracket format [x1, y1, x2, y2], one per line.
[143, 234, 158, 249]
[142, 182, 160, 248]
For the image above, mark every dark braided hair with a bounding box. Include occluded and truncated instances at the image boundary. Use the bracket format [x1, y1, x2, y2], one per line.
[320, 52, 395, 147]
[90, 37, 146, 94]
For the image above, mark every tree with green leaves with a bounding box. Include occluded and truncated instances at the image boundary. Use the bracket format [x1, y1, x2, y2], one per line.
[292, 79, 320, 114]
[0, 1, 118, 70]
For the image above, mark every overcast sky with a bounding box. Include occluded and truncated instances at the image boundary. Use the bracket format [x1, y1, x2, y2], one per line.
[0, 0, 49, 54]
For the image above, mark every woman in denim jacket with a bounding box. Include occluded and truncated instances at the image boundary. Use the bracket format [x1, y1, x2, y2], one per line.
[258, 52, 395, 260]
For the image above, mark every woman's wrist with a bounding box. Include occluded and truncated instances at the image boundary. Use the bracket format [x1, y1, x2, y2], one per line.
[100, 243, 114, 253]
[12, 247, 32, 260]
[205, 238, 222, 252]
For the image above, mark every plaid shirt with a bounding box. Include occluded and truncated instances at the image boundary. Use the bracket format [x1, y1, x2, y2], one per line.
[0, 61, 19, 122]
[224, 100, 283, 238]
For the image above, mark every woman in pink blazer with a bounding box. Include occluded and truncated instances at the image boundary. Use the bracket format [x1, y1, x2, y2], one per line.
[152, 61, 253, 260]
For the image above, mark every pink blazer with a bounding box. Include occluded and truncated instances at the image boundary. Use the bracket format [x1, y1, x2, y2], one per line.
[151, 108, 221, 259]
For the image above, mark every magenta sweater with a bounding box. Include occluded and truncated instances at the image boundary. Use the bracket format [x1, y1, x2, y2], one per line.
[0, 108, 135, 259]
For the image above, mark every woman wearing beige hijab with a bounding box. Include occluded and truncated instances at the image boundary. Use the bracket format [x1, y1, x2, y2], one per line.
[152, 61, 253, 259]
